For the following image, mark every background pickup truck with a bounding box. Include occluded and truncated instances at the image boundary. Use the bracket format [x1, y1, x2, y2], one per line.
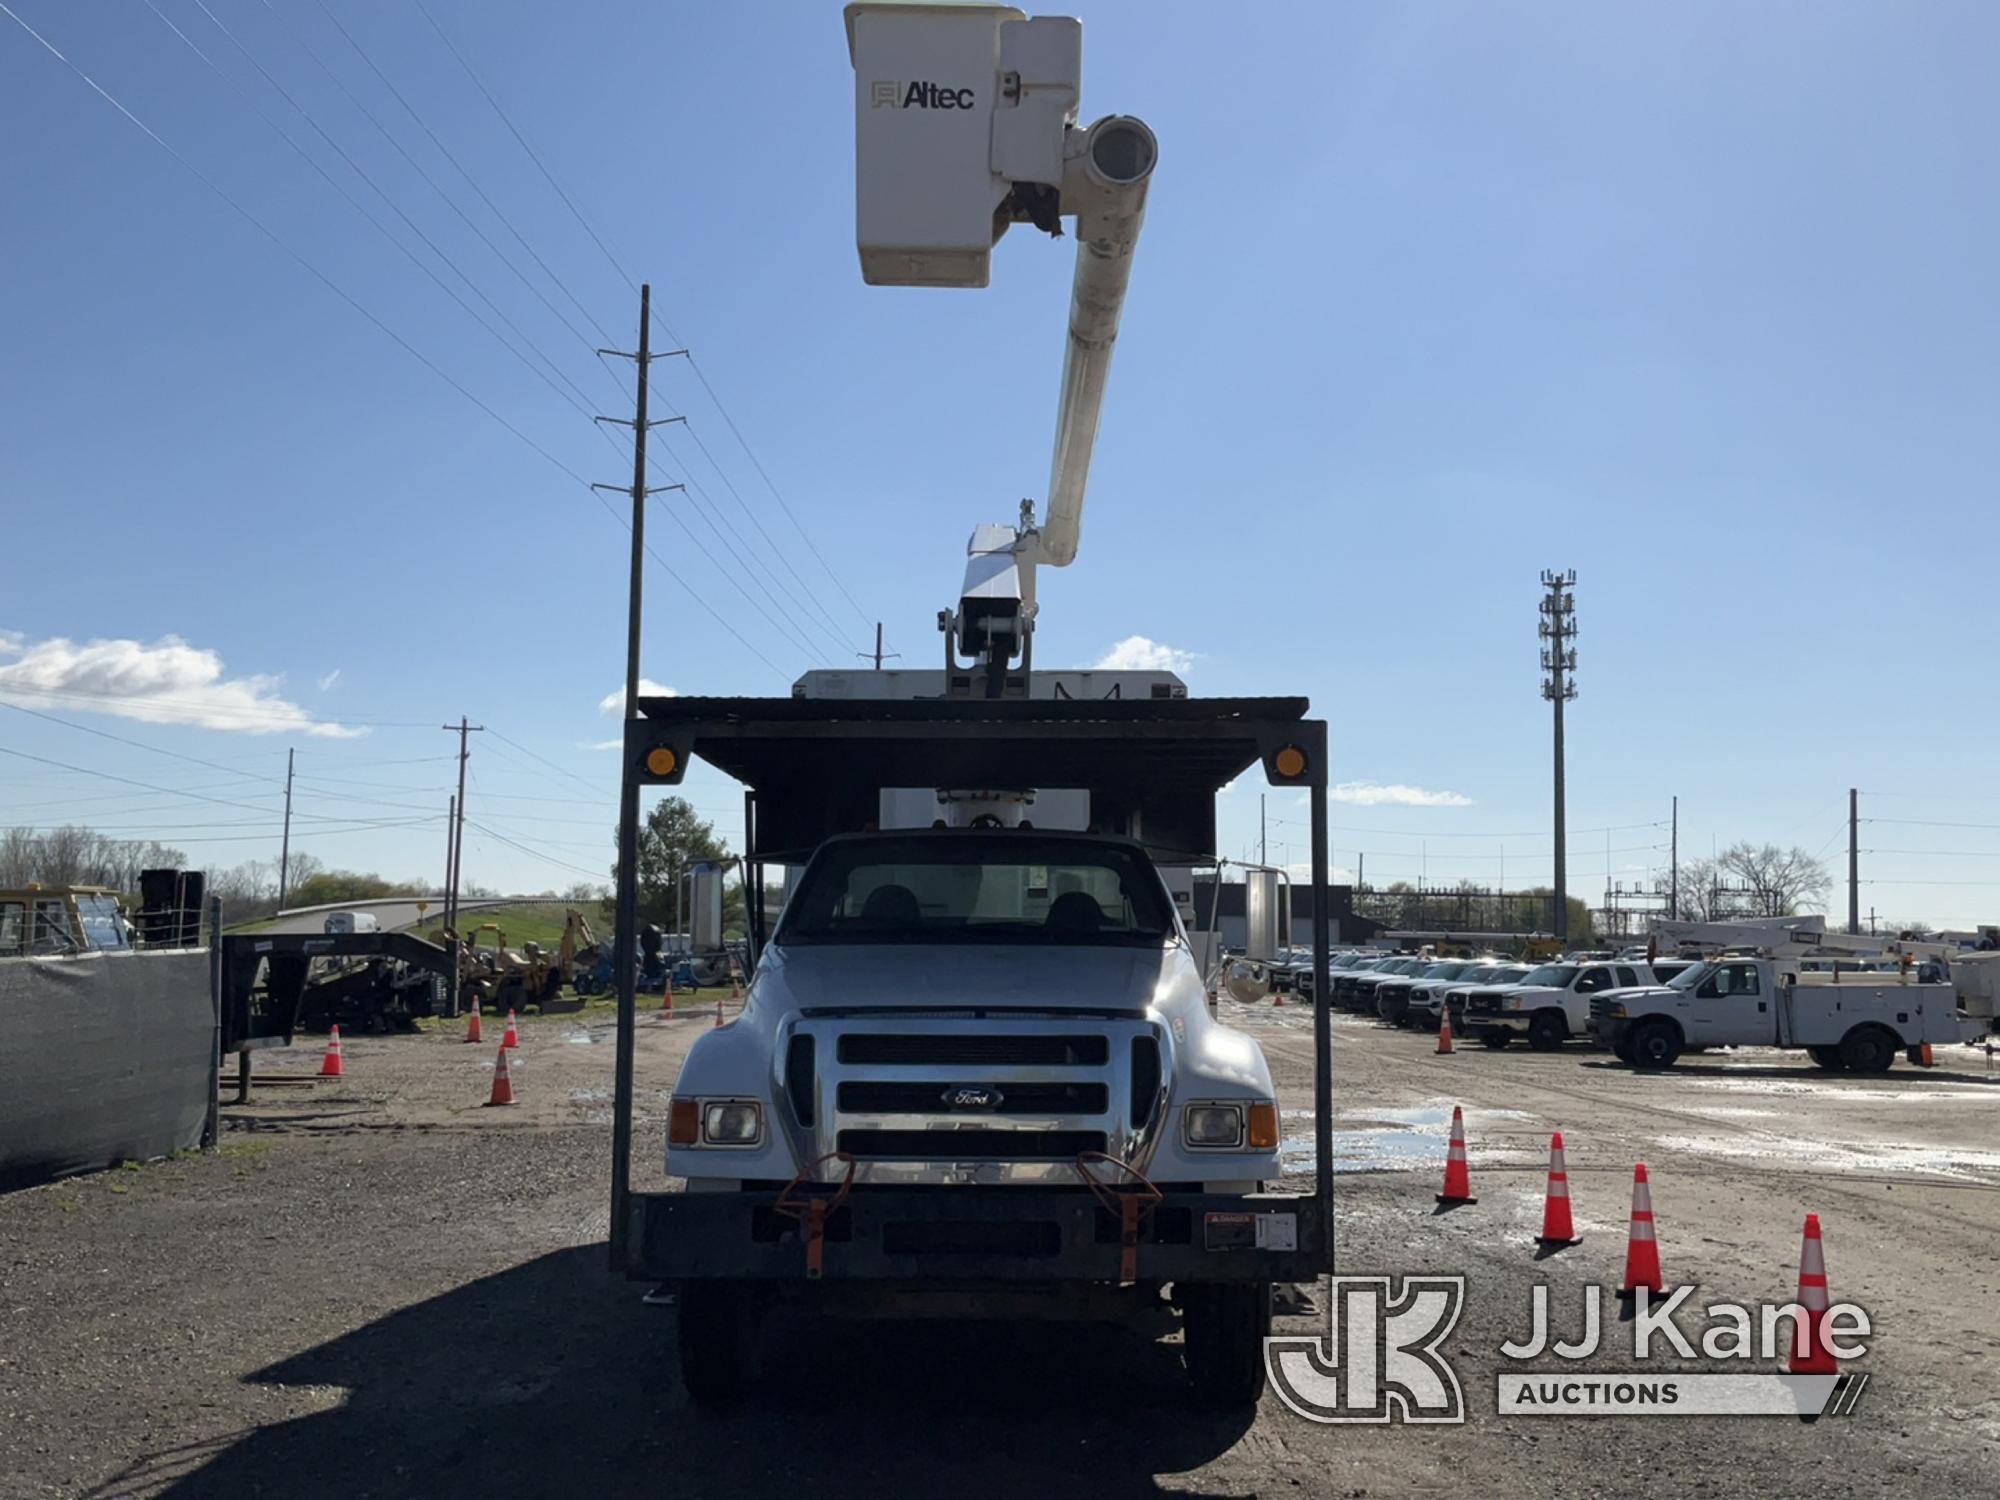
[1459, 959, 1661, 1050]
[1591, 956, 1981, 1071]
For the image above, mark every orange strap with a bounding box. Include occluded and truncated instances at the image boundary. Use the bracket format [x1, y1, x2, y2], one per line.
[774, 1150, 856, 1281]
[1075, 1151, 1164, 1286]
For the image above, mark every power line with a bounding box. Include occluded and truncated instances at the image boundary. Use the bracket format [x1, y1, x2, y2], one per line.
[7, 5, 799, 688]
[404, 0, 880, 648]
[295, 0, 613, 357]
[155, 0, 606, 425]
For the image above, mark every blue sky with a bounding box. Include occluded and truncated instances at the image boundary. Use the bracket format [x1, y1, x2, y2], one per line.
[2, 2, 1996, 925]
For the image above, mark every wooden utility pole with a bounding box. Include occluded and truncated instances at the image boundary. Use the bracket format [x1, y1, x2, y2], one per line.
[443, 795, 457, 919]
[1670, 795, 1679, 920]
[441, 717, 484, 932]
[596, 284, 686, 1261]
[1848, 787, 1861, 936]
[277, 747, 295, 909]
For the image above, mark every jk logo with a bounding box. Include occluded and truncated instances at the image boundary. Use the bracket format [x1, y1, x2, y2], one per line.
[1266, 1276, 1467, 1424]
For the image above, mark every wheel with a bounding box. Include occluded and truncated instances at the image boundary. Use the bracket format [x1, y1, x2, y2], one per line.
[1527, 1013, 1566, 1052]
[1839, 1027, 1895, 1075]
[1480, 1031, 1511, 1050]
[1628, 1019, 1682, 1070]
[677, 1282, 764, 1402]
[1180, 1282, 1270, 1407]
[1612, 1039, 1636, 1064]
[1807, 1045, 1846, 1071]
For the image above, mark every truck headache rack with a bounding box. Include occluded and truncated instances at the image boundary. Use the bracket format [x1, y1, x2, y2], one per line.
[608, 693, 1338, 1286]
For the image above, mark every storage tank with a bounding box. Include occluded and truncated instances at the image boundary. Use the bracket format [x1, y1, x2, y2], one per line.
[689, 861, 725, 954]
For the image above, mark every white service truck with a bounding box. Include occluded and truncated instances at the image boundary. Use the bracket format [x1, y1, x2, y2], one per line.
[1591, 955, 1980, 1071]
[602, 3, 1336, 1411]
[1458, 958, 1662, 1051]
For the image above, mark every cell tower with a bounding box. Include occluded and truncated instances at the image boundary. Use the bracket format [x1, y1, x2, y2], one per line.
[1539, 570, 1578, 940]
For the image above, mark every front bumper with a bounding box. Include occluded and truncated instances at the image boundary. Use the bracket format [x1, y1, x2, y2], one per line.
[1459, 1013, 1529, 1037]
[624, 1187, 1329, 1284]
[1593, 1015, 1633, 1045]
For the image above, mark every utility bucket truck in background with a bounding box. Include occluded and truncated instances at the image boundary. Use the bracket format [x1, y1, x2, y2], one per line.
[602, 4, 1336, 1407]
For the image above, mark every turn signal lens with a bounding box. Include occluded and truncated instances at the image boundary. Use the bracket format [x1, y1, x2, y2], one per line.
[645, 747, 678, 777]
[1274, 746, 1307, 778]
[668, 1097, 699, 1145]
[1248, 1102, 1280, 1150]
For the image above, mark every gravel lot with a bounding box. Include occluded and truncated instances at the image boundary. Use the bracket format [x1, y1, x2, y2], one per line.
[4, 998, 1998, 1498]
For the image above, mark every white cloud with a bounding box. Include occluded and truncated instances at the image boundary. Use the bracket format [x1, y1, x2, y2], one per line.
[0, 632, 362, 738]
[317, 668, 342, 692]
[1330, 781, 1474, 808]
[598, 678, 677, 716]
[1094, 635, 1196, 673]
[577, 738, 623, 751]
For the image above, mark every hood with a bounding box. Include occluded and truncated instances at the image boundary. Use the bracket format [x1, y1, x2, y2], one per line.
[765, 941, 1185, 1014]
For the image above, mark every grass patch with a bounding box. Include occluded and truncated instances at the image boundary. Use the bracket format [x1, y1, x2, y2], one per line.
[217, 1139, 276, 1161]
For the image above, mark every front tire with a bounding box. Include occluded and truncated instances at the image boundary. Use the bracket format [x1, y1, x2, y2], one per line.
[1807, 1045, 1846, 1071]
[1480, 1031, 1511, 1050]
[678, 1281, 764, 1403]
[1628, 1019, 1683, 1070]
[1527, 1013, 1566, 1051]
[1181, 1282, 1270, 1407]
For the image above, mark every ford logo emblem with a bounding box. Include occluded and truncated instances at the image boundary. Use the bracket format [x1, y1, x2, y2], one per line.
[943, 1086, 1003, 1109]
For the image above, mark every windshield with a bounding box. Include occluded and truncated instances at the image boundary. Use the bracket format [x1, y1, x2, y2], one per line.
[1422, 962, 1465, 979]
[1485, 966, 1529, 985]
[1668, 963, 1712, 990]
[778, 835, 1175, 947]
[76, 895, 129, 952]
[1517, 964, 1578, 988]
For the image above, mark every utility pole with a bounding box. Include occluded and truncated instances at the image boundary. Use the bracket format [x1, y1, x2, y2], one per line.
[858, 623, 900, 671]
[597, 284, 687, 1258]
[1670, 795, 1679, 920]
[1260, 794, 1267, 866]
[1848, 787, 1861, 936]
[277, 747, 295, 910]
[1538, 570, 1578, 941]
[440, 717, 484, 933]
[443, 795, 457, 918]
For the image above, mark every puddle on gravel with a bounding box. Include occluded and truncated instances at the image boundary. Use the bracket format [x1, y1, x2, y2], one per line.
[564, 1029, 597, 1045]
[1648, 1132, 2000, 1183]
[1686, 1079, 2000, 1104]
[1278, 1102, 1540, 1175]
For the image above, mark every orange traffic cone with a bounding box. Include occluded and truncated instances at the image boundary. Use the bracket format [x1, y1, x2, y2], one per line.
[1789, 1214, 1839, 1373]
[1435, 1105, 1477, 1205]
[730, 971, 744, 1001]
[1273, 984, 1285, 1007]
[1917, 1042, 1935, 1067]
[1537, 1131, 1582, 1249]
[1436, 1010, 1455, 1055]
[501, 1010, 520, 1050]
[465, 1002, 483, 1044]
[484, 1044, 517, 1107]
[318, 1024, 344, 1078]
[713, 992, 725, 1029]
[1619, 1164, 1664, 1294]
[661, 975, 675, 1017]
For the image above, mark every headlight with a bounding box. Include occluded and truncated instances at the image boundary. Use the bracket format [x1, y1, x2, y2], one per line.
[1608, 1003, 1627, 1018]
[1184, 1103, 1245, 1148]
[1503, 995, 1522, 1010]
[701, 1100, 763, 1145]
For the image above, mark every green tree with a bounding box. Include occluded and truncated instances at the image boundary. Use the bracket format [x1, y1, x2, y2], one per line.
[289, 870, 423, 907]
[617, 797, 742, 934]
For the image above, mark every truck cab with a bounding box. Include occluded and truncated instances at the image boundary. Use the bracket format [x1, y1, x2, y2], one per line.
[1459, 959, 1658, 1050]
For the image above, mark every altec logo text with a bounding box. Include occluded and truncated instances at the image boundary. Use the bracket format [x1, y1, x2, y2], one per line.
[871, 80, 976, 109]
